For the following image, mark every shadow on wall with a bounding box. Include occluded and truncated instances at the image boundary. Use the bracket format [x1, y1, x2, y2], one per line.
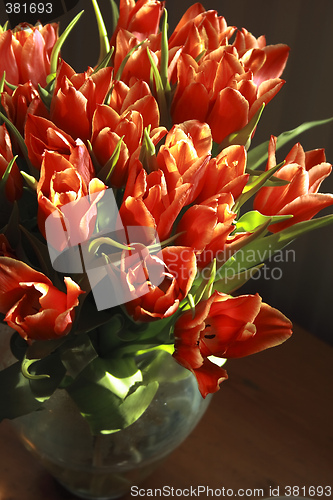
[4, 0, 331, 342]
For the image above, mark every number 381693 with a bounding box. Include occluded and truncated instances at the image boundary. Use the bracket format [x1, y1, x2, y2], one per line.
[5, 3, 53, 14]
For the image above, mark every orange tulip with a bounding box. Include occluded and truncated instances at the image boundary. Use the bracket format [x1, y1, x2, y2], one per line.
[173, 291, 292, 397]
[119, 160, 191, 242]
[91, 84, 161, 187]
[176, 192, 236, 267]
[124, 246, 196, 321]
[1, 82, 47, 139]
[113, 28, 162, 87]
[253, 137, 333, 232]
[50, 61, 113, 141]
[196, 144, 249, 203]
[172, 48, 285, 145]
[37, 151, 106, 248]
[233, 28, 290, 86]
[0, 256, 83, 341]
[108, 79, 160, 129]
[0, 22, 58, 90]
[156, 120, 212, 203]
[25, 115, 94, 173]
[168, 3, 236, 61]
[0, 124, 23, 202]
[111, 0, 165, 46]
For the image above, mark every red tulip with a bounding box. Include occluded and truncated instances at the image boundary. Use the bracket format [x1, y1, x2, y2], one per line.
[50, 61, 113, 141]
[1, 82, 47, 139]
[0, 22, 58, 90]
[111, 0, 165, 46]
[124, 246, 196, 321]
[37, 151, 106, 248]
[196, 144, 249, 203]
[91, 85, 161, 187]
[253, 137, 333, 232]
[156, 120, 212, 203]
[25, 115, 94, 175]
[233, 28, 290, 86]
[119, 160, 191, 242]
[113, 28, 161, 86]
[168, 4, 236, 60]
[0, 256, 83, 341]
[172, 48, 285, 145]
[173, 291, 292, 397]
[0, 124, 23, 202]
[108, 79, 160, 129]
[176, 192, 236, 267]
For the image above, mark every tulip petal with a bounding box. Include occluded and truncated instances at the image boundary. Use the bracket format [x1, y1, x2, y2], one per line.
[223, 303, 293, 358]
[208, 88, 249, 144]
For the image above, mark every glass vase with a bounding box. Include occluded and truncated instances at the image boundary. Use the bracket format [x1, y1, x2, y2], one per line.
[9, 346, 211, 500]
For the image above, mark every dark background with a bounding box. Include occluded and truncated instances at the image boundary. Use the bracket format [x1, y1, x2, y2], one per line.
[1, 0, 332, 343]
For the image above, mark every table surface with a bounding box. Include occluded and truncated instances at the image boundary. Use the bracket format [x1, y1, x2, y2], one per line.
[0, 324, 332, 500]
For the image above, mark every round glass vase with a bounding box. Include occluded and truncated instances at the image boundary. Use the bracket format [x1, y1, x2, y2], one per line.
[10, 348, 211, 500]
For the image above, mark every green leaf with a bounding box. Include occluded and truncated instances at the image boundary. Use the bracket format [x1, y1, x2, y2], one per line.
[66, 377, 123, 434]
[0, 156, 16, 190]
[0, 71, 6, 94]
[139, 125, 155, 159]
[4, 80, 17, 93]
[21, 357, 50, 380]
[99, 314, 125, 351]
[91, 0, 111, 66]
[214, 264, 264, 294]
[88, 235, 133, 254]
[28, 353, 67, 403]
[188, 259, 216, 306]
[21, 171, 38, 190]
[234, 161, 284, 209]
[96, 135, 125, 184]
[65, 362, 158, 434]
[160, 9, 170, 91]
[99, 357, 142, 399]
[0, 112, 35, 175]
[37, 77, 56, 111]
[0, 362, 43, 421]
[73, 294, 116, 335]
[109, 0, 119, 34]
[146, 48, 170, 127]
[235, 211, 293, 233]
[117, 381, 158, 431]
[186, 293, 196, 317]
[115, 41, 146, 81]
[218, 213, 333, 278]
[92, 47, 114, 74]
[138, 350, 187, 385]
[49, 11, 84, 77]
[248, 116, 333, 170]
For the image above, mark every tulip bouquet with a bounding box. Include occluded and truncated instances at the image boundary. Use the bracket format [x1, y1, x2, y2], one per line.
[0, 0, 333, 435]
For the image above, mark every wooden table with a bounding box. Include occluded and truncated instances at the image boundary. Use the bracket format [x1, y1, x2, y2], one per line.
[0, 324, 332, 499]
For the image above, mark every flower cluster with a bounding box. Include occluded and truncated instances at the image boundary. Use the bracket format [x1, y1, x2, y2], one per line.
[0, 0, 332, 433]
